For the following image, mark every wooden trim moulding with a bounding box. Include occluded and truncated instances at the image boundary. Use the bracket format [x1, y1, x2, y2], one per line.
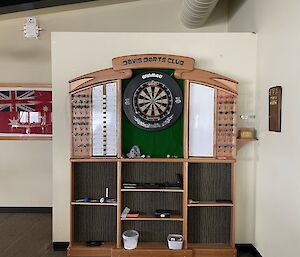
[0, 135, 52, 140]
[112, 54, 195, 71]
[175, 69, 238, 95]
[69, 68, 132, 93]
[0, 83, 51, 88]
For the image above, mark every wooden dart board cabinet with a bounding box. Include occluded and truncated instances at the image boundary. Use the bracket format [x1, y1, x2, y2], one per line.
[68, 54, 240, 257]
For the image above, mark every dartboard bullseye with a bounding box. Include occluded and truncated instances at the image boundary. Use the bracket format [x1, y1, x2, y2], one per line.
[123, 71, 183, 131]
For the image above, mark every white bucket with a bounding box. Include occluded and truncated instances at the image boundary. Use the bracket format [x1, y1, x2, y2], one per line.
[122, 230, 139, 250]
[167, 234, 183, 250]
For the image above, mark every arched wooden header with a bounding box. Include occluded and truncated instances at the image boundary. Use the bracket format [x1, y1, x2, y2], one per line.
[69, 54, 238, 95]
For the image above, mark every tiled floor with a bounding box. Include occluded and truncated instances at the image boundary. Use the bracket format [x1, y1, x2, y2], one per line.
[0, 213, 253, 257]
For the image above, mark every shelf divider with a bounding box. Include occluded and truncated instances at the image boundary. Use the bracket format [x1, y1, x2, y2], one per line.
[187, 201, 233, 207]
[71, 202, 117, 206]
[117, 161, 122, 248]
[121, 214, 184, 221]
[121, 188, 184, 193]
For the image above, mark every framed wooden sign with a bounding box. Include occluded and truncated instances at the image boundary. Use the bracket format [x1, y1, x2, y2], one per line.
[269, 86, 282, 132]
[0, 83, 52, 140]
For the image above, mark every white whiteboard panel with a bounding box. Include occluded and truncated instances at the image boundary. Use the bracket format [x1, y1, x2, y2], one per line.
[189, 83, 215, 157]
[92, 82, 117, 156]
[92, 85, 104, 156]
[105, 82, 118, 156]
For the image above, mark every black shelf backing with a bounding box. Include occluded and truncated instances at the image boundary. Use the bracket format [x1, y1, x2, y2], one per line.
[122, 192, 182, 216]
[122, 162, 183, 184]
[188, 163, 231, 202]
[73, 162, 117, 200]
[188, 207, 231, 244]
[74, 205, 117, 242]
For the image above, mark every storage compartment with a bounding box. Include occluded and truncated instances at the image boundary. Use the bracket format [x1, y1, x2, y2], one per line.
[74, 205, 117, 242]
[188, 163, 231, 202]
[122, 162, 183, 217]
[122, 162, 183, 187]
[122, 192, 182, 217]
[123, 221, 182, 243]
[188, 207, 231, 244]
[73, 162, 117, 200]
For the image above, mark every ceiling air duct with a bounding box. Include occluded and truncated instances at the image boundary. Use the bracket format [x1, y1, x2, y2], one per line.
[181, 0, 219, 28]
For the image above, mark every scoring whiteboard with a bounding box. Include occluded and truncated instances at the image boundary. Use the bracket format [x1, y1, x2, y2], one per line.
[189, 83, 215, 157]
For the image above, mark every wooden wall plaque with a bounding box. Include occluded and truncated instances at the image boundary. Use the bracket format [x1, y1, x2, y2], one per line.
[269, 86, 282, 132]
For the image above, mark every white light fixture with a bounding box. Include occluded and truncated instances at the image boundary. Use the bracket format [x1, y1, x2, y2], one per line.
[23, 17, 42, 39]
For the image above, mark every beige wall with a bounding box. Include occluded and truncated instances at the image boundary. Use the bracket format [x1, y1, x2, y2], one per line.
[0, 141, 52, 207]
[0, 0, 229, 208]
[52, 32, 257, 242]
[229, 1, 300, 256]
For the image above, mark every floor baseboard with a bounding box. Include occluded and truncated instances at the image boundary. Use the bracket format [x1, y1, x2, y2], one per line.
[236, 244, 262, 257]
[53, 242, 69, 251]
[0, 207, 52, 213]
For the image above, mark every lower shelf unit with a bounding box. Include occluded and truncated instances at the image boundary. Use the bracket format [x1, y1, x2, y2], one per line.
[70, 160, 236, 257]
[68, 243, 236, 257]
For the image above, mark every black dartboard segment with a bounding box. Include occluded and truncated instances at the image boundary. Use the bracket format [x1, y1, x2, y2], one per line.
[123, 71, 183, 131]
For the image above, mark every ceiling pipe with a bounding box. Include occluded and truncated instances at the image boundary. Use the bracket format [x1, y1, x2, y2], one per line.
[181, 0, 219, 28]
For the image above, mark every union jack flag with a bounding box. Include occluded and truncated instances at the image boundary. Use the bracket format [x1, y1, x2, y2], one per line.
[0, 90, 36, 112]
[0, 89, 52, 135]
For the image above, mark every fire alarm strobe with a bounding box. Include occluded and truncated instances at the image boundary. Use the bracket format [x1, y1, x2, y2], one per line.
[123, 71, 183, 131]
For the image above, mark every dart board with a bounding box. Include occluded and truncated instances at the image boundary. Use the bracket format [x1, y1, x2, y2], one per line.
[123, 71, 183, 131]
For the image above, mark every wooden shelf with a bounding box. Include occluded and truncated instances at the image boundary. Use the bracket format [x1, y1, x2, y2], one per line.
[111, 243, 193, 257]
[121, 214, 184, 221]
[71, 157, 236, 163]
[187, 201, 233, 207]
[121, 188, 184, 193]
[121, 158, 184, 163]
[68, 242, 115, 256]
[188, 243, 233, 249]
[70, 157, 118, 163]
[237, 138, 258, 151]
[72, 202, 117, 206]
[188, 157, 236, 163]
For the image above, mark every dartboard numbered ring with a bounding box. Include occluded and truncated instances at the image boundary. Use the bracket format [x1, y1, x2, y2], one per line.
[123, 71, 183, 131]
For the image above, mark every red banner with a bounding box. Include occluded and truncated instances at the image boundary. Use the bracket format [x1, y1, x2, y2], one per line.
[0, 90, 52, 135]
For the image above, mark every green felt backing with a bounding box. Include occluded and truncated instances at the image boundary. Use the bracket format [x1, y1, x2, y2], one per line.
[122, 69, 183, 158]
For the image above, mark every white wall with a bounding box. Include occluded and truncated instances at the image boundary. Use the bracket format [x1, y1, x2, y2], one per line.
[0, 0, 228, 207]
[229, 1, 300, 257]
[51, 32, 257, 242]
